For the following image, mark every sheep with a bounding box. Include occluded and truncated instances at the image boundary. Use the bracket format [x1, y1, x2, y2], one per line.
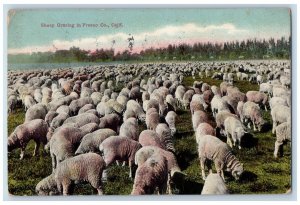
[25, 103, 48, 122]
[215, 111, 239, 131]
[78, 104, 95, 114]
[175, 85, 186, 107]
[195, 123, 216, 144]
[139, 130, 166, 149]
[211, 95, 230, 118]
[165, 111, 177, 136]
[49, 126, 93, 171]
[63, 113, 100, 128]
[146, 108, 160, 130]
[224, 116, 246, 149]
[44, 111, 58, 126]
[99, 113, 122, 133]
[8, 119, 48, 160]
[166, 94, 177, 111]
[190, 100, 204, 115]
[272, 86, 288, 98]
[69, 97, 94, 115]
[23, 95, 36, 111]
[271, 105, 291, 134]
[56, 105, 70, 115]
[192, 110, 210, 131]
[55, 153, 106, 195]
[182, 90, 195, 110]
[119, 117, 139, 141]
[259, 83, 273, 96]
[146, 99, 159, 111]
[246, 91, 269, 111]
[33, 89, 43, 103]
[198, 135, 244, 181]
[155, 123, 175, 153]
[8, 94, 18, 113]
[126, 100, 146, 122]
[75, 128, 116, 155]
[35, 173, 59, 196]
[220, 82, 231, 96]
[99, 136, 142, 178]
[131, 154, 168, 195]
[269, 97, 288, 110]
[201, 173, 229, 195]
[274, 122, 291, 158]
[50, 113, 69, 129]
[241, 101, 265, 132]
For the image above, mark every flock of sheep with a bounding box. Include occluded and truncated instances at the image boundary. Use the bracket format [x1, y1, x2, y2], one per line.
[7, 60, 291, 195]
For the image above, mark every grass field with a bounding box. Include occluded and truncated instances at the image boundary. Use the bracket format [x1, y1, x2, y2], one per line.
[7, 76, 291, 196]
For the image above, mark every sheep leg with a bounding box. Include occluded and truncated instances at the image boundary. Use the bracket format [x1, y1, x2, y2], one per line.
[264, 105, 268, 111]
[207, 161, 213, 174]
[20, 147, 25, 160]
[33, 141, 40, 156]
[129, 161, 133, 179]
[252, 121, 257, 131]
[199, 157, 206, 180]
[272, 122, 277, 134]
[238, 139, 241, 150]
[274, 141, 282, 158]
[62, 179, 71, 195]
[51, 153, 56, 173]
[226, 133, 233, 148]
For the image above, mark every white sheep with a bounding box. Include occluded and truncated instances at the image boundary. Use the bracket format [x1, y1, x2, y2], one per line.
[224, 116, 246, 149]
[274, 122, 291, 158]
[271, 105, 291, 134]
[55, 153, 106, 195]
[201, 173, 229, 195]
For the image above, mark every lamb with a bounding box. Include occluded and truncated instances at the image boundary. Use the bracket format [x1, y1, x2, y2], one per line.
[246, 91, 269, 111]
[271, 105, 291, 134]
[274, 122, 291, 158]
[55, 153, 106, 195]
[25, 103, 48, 122]
[192, 110, 210, 131]
[119, 117, 139, 141]
[131, 154, 168, 195]
[139, 130, 166, 149]
[198, 135, 244, 181]
[99, 113, 122, 133]
[75, 128, 116, 155]
[175, 85, 186, 107]
[165, 111, 177, 136]
[155, 123, 175, 153]
[195, 123, 216, 144]
[224, 116, 246, 149]
[241, 101, 265, 132]
[201, 173, 229, 195]
[35, 173, 59, 195]
[99, 136, 142, 178]
[146, 108, 160, 130]
[63, 113, 100, 127]
[8, 119, 48, 159]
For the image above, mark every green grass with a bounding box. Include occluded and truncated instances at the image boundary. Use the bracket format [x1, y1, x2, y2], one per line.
[7, 75, 291, 196]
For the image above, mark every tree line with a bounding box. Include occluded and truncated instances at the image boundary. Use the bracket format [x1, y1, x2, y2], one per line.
[8, 36, 291, 63]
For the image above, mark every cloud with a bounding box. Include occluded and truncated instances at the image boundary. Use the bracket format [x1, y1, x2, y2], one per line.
[8, 23, 249, 54]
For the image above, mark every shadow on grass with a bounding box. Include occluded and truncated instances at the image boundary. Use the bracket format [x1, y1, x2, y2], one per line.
[239, 171, 258, 183]
[260, 122, 273, 133]
[180, 179, 203, 194]
[241, 133, 259, 149]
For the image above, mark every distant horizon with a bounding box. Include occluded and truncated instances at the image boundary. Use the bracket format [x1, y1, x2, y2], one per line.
[8, 8, 291, 55]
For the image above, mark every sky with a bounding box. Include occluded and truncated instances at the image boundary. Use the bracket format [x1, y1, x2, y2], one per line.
[7, 8, 291, 54]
